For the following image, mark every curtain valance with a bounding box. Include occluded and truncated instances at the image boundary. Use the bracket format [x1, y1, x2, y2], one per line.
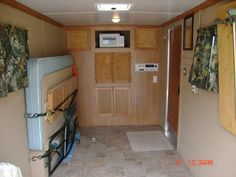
[189, 25, 218, 93]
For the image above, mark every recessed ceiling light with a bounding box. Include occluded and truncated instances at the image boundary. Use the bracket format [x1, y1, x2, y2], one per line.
[96, 3, 132, 11]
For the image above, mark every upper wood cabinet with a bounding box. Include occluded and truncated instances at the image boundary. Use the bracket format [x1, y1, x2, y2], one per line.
[95, 52, 131, 83]
[135, 28, 160, 49]
[66, 29, 91, 50]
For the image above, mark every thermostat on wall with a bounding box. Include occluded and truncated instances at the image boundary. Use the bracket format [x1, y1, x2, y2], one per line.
[135, 63, 159, 72]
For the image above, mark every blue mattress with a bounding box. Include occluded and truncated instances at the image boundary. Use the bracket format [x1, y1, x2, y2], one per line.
[25, 55, 73, 151]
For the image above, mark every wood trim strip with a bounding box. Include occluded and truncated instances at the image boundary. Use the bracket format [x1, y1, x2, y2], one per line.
[0, 0, 63, 28]
[64, 24, 160, 30]
[161, 0, 222, 27]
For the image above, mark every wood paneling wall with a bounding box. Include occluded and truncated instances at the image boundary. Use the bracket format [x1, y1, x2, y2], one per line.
[66, 26, 161, 126]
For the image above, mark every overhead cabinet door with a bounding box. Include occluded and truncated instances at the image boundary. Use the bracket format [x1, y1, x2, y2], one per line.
[135, 28, 160, 49]
[66, 29, 91, 50]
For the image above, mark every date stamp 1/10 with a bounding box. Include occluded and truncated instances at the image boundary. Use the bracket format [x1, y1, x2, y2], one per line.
[176, 159, 214, 167]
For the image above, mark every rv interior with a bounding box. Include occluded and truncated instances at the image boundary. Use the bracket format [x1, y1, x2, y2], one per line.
[1, 0, 236, 177]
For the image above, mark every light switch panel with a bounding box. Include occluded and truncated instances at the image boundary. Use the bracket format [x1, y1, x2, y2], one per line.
[153, 76, 158, 83]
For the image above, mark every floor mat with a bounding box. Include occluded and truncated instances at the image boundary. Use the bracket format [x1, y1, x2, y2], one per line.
[127, 131, 173, 152]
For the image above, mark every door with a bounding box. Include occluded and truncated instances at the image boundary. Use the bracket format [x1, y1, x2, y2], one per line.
[168, 26, 182, 135]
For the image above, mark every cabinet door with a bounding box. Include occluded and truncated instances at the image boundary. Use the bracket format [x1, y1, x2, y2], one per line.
[114, 87, 130, 117]
[113, 53, 131, 83]
[95, 53, 113, 83]
[66, 29, 90, 50]
[96, 88, 113, 116]
[135, 28, 160, 49]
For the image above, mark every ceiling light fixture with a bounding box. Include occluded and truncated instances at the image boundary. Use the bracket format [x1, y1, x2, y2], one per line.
[112, 14, 120, 23]
[97, 3, 132, 11]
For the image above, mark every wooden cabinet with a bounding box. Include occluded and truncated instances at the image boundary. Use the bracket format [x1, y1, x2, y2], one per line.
[66, 29, 90, 50]
[113, 53, 131, 83]
[95, 52, 131, 119]
[95, 52, 131, 83]
[96, 87, 130, 117]
[114, 87, 130, 117]
[95, 53, 113, 83]
[135, 28, 160, 49]
[96, 88, 113, 116]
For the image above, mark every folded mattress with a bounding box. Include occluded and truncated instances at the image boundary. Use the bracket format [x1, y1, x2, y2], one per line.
[25, 55, 73, 151]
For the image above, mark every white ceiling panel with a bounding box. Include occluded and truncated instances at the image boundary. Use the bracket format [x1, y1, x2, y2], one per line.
[16, 0, 207, 25]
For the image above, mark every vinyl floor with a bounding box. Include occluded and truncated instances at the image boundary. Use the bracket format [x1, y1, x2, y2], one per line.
[52, 126, 193, 177]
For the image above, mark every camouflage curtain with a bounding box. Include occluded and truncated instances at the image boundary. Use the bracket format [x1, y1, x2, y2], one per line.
[0, 24, 29, 97]
[189, 25, 218, 93]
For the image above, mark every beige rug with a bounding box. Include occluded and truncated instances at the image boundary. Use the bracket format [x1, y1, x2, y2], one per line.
[127, 131, 173, 152]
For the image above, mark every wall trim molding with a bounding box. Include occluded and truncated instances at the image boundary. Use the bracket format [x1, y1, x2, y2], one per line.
[161, 0, 221, 27]
[0, 0, 63, 28]
[64, 24, 160, 29]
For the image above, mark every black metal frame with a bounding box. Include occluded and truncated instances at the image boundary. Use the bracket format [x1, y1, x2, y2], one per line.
[47, 118, 77, 176]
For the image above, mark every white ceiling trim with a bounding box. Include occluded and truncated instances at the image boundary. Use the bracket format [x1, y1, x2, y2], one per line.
[44, 11, 182, 15]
